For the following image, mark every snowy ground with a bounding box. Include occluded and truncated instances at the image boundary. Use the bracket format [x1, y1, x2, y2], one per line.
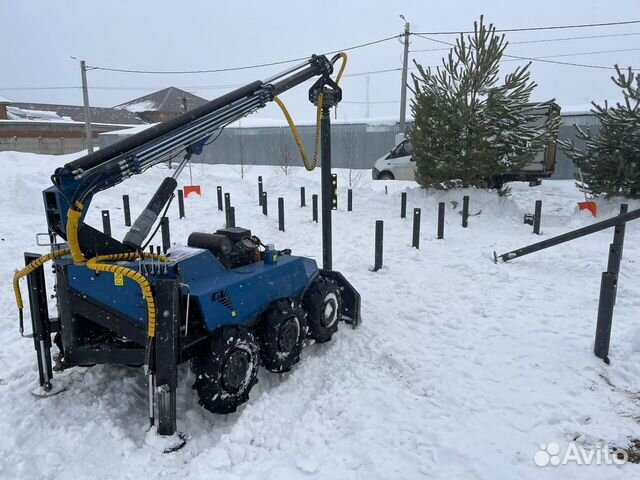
[1, 151, 639, 479]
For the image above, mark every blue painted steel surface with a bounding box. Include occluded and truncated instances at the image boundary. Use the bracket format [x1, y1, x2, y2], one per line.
[63, 247, 319, 333]
[65, 259, 177, 322]
[178, 250, 318, 331]
[44, 168, 95, 237]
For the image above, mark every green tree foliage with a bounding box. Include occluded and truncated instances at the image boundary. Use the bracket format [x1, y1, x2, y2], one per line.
[408, 16, 560, 190]
[560, 66, 640, 198]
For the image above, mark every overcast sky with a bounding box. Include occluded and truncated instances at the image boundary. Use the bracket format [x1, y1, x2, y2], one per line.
[2, 0, 639, 121]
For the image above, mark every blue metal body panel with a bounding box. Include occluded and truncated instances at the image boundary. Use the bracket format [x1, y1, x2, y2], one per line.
[63, 247, 319, 333]
[44, 168, 93, 238]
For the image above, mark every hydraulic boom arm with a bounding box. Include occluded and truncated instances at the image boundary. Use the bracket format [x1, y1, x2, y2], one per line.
[44, 54, 340, 256]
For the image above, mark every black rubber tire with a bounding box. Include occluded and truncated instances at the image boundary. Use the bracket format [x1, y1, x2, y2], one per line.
[378, 171, 395, 180]
[191, 326, 260, 414]
[303, 276, 342, 343]
[258, 299, 308, 373]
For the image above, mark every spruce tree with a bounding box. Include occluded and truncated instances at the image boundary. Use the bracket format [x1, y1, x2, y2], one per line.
[560, 66, 640, 198]
[408, 16, 560, 190]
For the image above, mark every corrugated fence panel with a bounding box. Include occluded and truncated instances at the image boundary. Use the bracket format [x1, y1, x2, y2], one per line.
[198, 123, 401, 170]
[98, 115, 602, 180]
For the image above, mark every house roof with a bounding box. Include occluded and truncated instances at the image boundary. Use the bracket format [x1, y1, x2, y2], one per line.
[114, 87, 208, 114]
[0, 95, 11, 103]
[6, 102, 146, 124]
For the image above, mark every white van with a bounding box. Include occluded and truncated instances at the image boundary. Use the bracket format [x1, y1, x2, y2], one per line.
[372, 103, 561, 187]
[371, 138, 415, 181]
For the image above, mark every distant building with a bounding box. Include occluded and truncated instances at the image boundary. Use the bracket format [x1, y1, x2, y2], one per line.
[114, 87, 207, 123]
[0, 99, 146, 155]
[0, 86, 207, 155]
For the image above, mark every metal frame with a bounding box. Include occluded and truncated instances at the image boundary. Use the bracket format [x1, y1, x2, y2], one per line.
[496, 205, 636, 364]
[494, 207, 640, 263]
[154, 279, 180, 435]
[24, 253, 56, 391]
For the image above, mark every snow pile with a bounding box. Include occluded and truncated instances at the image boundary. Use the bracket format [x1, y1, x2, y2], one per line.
[0, 151, 639, 479]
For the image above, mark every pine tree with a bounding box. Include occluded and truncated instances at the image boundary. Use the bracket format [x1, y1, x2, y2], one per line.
[559, 66, 640, 198]
[408, 16, 560, 190]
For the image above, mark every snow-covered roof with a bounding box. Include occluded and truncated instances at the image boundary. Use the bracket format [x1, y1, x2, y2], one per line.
[561, 99, 626, 116]
[0, 95, 11, 103]
[7, 106, 74, 122]
[119, 100, 156, 113]
[4, 102, 146, 125]
[561, 104, 596, 115]
[115, 87, 207, 113]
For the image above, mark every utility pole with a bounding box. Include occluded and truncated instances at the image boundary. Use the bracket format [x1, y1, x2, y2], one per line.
[398, 16, 410, 135]
[79, 60, 94, 153]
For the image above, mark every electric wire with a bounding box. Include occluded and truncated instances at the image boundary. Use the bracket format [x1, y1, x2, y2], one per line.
[413, 19, 640, 35]
[411, 31, 640, 52]
[85, 35, 400, 74]
[3, 40, 639, 93]
[412, 34, 640, 71]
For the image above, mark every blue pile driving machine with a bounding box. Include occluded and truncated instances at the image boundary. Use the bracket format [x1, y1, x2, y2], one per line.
[13, 53, 360, 436]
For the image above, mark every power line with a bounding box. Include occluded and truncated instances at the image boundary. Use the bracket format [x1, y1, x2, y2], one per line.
[342, 100, 400, 104]
[86, 34, 401, 75]
[5, 30, 640, 93]
[412, 34, 640, 71]
[507, 47, 640, 60]
[0, 86, 81, 91]
[413, 19, 640, 35]
[502, 52, 638, 70]
[343, 67, 402, 78]
[4, 42, 639, 95]
[0, 65, 408, 92]
[412, 31, 640, 52]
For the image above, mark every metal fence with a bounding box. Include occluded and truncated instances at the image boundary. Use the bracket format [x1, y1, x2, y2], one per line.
[96, 113, 601, 180]
[101, 121, 403, 171]
[0, 135, 88, 155]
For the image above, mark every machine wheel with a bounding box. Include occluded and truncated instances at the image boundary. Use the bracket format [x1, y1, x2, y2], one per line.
[258, 299, 308, 373]
[378, 171, 394, 180]
[191, 326, 260, 414]
[303, 276, 342, 343]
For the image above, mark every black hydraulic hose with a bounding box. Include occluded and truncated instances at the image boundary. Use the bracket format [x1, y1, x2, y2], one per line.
[123, 177, 178, 250]
[141, 193, 175, 251]
[65, 81, 264, 173]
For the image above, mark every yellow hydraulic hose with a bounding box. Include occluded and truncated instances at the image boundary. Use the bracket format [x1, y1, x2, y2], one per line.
[86, 252, 168, 339]
[333, 52, 348, 84]
[273, 52, 348, 171]
[67, 201, 86, 263]
[13, 248, 71, 334]
[14, 198, 86, 331]
[14, 248, 168, 340]
[64, 200, 163, 337]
